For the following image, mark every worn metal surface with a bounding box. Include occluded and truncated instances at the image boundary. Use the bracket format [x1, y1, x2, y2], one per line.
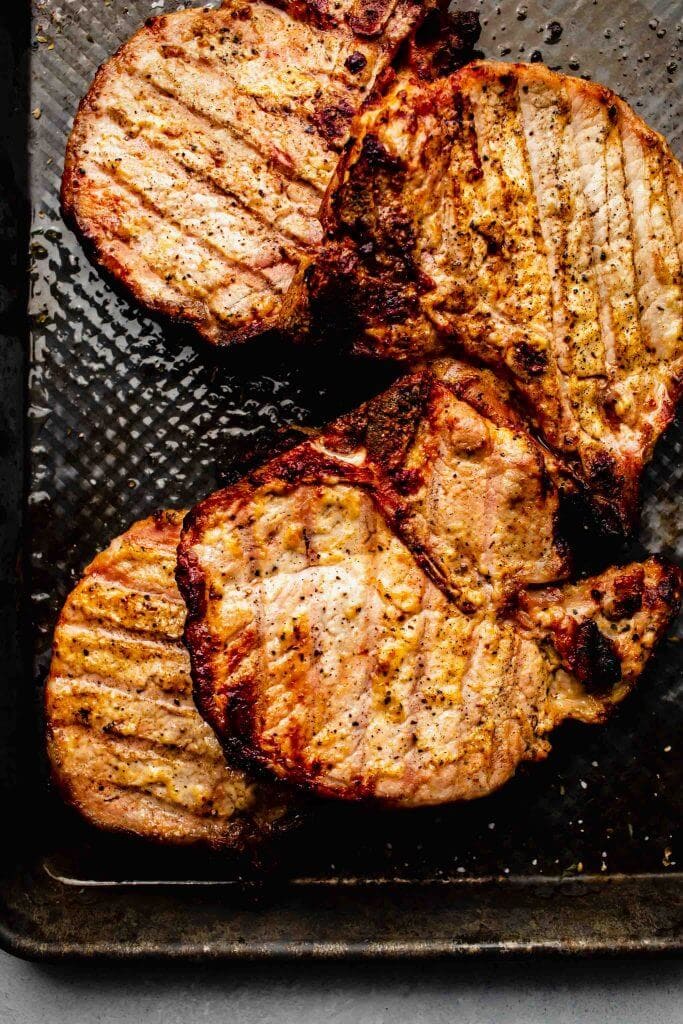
[0, 0, 679, 958]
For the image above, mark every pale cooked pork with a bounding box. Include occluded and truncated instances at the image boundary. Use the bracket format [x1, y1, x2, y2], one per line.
[177, 364, 682, 806]
[294, 61, 683, 531]
[45, 511, 289, 848]
[61, 0, 426, 345]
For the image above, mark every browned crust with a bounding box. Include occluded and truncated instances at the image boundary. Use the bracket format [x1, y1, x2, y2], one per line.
[519, 556, 683, 723]
[297, 59, 683, 533]
[177, 368, 610, 805]
[46, 510, 294, 851]
[180, 479, 682, 801]
[60, 7, 271, 348]
[61, 0, 428, 348]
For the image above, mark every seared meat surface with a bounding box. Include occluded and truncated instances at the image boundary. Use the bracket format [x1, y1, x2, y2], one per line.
[61, 0, 424, 345]
[294, 61, 683, 531]
[45, 511, 289, 848]
[177, 364, 681, 806]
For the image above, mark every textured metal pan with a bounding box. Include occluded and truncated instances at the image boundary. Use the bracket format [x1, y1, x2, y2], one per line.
[0, 0, 680, 958]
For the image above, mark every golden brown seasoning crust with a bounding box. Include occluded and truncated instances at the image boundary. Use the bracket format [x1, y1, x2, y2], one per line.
[518, 557, 682, 724]
[61, 0, 426, 346]
[45, 510, 290, 849]
[177, 361, 681, 808]
[293, 60, 683, 532]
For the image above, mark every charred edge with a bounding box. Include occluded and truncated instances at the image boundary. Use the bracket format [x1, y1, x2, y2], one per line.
[440, 366, 522, 432]
[590, 565, 645, 622]
[585, 451, 625, 503]
[306, 245, 418, 345]
[643, 559, 683, 612]
[565, 619, 622, 696]
[407, 8, 482, 81]
[555, 482, 630, 572]
[509, 342, 549, 380]
[151, 508, 184, 537]
[348, 0, 397, 39]
[362, 369, 431, 481]
[309, 132, 420, 336]
[250, 439, 372, 489]
[310, 98, 357, 147]
[220, 699, 379, 804]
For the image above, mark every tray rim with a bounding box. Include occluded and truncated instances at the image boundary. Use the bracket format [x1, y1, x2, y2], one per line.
[0, 868, 681, 961]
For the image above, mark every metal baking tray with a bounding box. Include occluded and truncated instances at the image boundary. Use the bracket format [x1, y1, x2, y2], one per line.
[0, 0, 680, 959]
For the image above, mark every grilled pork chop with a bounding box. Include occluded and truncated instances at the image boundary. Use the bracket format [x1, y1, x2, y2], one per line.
[61, 0, 428, 346]
[45, 511, 289, 848]
[294, 61, 683, 531]
[178, 363, 681, 806]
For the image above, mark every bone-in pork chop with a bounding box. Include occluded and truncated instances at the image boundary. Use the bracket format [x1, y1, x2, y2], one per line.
[293, 61, 683, 531]
[61, 0, 427, 345]
[177, 365, 681, 806]
[45, 511, 289, 848]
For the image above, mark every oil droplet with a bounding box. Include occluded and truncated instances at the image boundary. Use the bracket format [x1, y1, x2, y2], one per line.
[544, 20, 563, 44]
[515, 5, 528, 21]
[568, 56, 580, 71]
[529, 49, 543, 63]
[667, 61, 678, 74]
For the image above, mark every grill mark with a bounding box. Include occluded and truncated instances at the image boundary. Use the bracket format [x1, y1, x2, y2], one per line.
[357, 497, 380, 795]
[309, 489, 364, 779]
[485, 625, 519, 790]
[92, 153, 295, 288]
[142, 65, 330, 196]
[422, 407, 480, 608]
[664, 155, 683, 272]
[50, 702, 225, 766]
[299, 486, 318, 763]
[55, 725, 236, 812]
[516, 81, 579, 449]
[470, 81, 554, 357]
[417, 87, 478, 338]
[92, 550, 183, 587]
[49, 667, 193, 708]
[468, 83, 526, 336]
[93, 570, 183, 594]
[621, 126, 682, 361]
[589, 103, 620, 374]
[560, 86, 605, 381]
[66, 598, 185, 642]
[153, 33, 355, 128]
[53, 648, 191, 703]
[57, 620, 188, 659]
[601, 105, 642, 372]
[246, 495, 269, 762]
[445, 617, 485, 772]
[48, 675, 204, 724]
[69, 776, 243, 830]
[444, 92, 478, 305]
[611, 115, 648, 371]
[78, 168, 272, 318]
[147, 6, 356, 93]
[655, 146, 683, 303]
[104, 100, 319, 252]
[86, 580, 185, 607]
[397, 558, 431, 801]
[527, 91, 569, 375]
[334, 496, 380, 792]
